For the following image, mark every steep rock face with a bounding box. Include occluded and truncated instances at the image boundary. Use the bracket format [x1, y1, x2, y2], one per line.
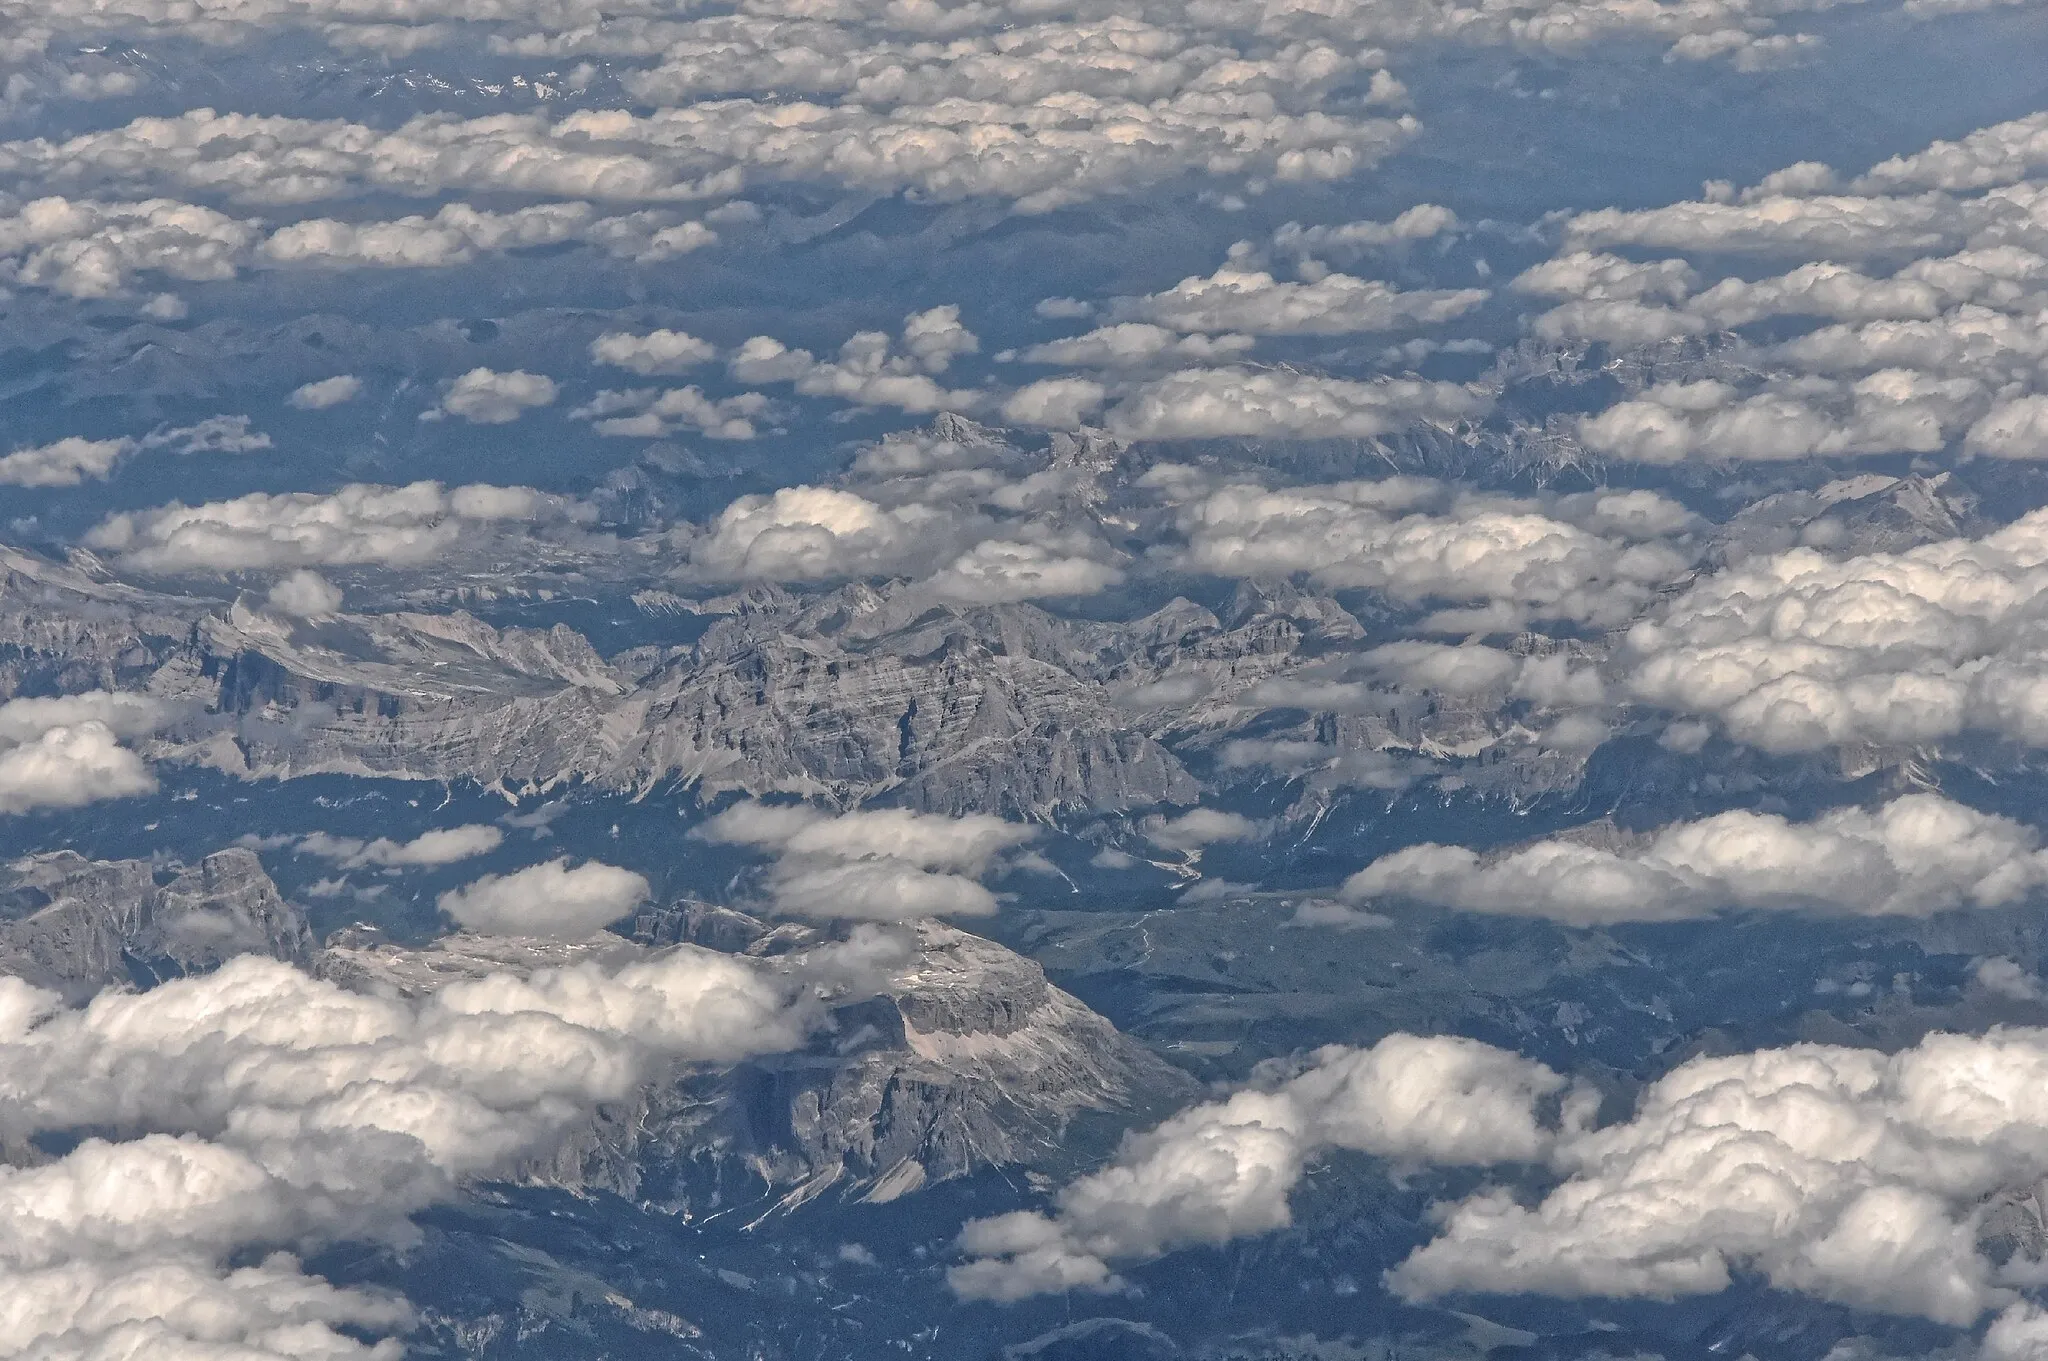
[314, 913, 1197, 1213]
[618, 914, 1199, 1213]
[0, 853, 157, 998]
[1980, 1181, 2048, 1268]
[138, 849, 316, 980]
[0, 848, 310, 997]
[0, 546, 208, 698]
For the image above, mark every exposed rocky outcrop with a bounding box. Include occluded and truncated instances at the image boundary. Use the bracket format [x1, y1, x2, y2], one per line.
[1980, 1181, 2048, 1268]
[669, 916, 1197, 1212]
[0, 847, 311, 997]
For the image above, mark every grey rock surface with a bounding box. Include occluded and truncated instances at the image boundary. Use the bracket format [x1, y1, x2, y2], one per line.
[0, 846, 310, 997]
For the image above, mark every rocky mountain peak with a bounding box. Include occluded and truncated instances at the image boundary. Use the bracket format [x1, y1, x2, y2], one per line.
[0, 846, 309, 998]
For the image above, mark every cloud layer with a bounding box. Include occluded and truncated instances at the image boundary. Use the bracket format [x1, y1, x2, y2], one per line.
[1346, 794, 2048, 924]
[951, 1034, 1573, 1300]
[958, 1018, 2048, 1336]
[0, 937, 846, 1359]
[1625, 507, 2048, 751]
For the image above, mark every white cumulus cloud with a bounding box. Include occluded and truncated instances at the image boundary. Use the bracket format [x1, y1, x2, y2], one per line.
[437, 858, 649, 939]
[432, 368, 559, 424]
[288, 375, 362, 410]
[1345, 794, 2048, 924]
[0, 435, 131, 487]
[697, 801, 1037, 921]
[83, 480, 563, 574]
[951, 1034, 1573, 1300]
[294, 824, 504, 869]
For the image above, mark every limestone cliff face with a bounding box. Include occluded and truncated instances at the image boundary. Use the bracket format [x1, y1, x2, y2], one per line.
[0, 847, 310, 998]
[661, 917, 1199, 1214]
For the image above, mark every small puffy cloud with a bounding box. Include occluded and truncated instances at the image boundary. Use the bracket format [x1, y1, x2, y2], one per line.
[1270, 641, 1605, 712]
[1574, 374, 1978, 464]
[288, 375, 362, 410]
[1975, 957, 2048, 1002]
[1143, 808, 1258, 852]
[1116, 673, 1214, 709]
[590, 328, 717, 375]
[271, 201, 554, 265]
[0, 691, 170, 745]
[728, 309, 985, 415]
[1564, 192, 1960, 259]
[1272, 204, 1459, 256]
[0, 722, 155, 814]
[432, 368, 558, 424]
[1987, 1303, 2048, 1361]
[1358, 641, 1522, 696]
[1344, 794, 2048, 925]
[261, 201, 715, 270]
[573, 385, 767, 439]
[1512, 251, 1697, 304]
[764, 858, 1001, 919]
[142, 414, 272, 456]
[0, 435, 131, 487]
[691, 485, 946, 581]
[1107, 368, 1487, 441]
[0, 195, 258, 297]
[1217, 740, 1419, 792]
[1124, 265, 1487, 337]
[924, 539, 1123, 604]
[950, 1034, 1570, 1300]
[697, 801, 1036, 921]
[1687, 261, 1945, 329]
[265, 569, 344, 616]
[296, 824, 503, 869]
[1009, 324, 1253, 370]
[1237, 676, 1376, 713]
[1537, 711, 1609, 751]
[1001, 377, 1108, 427]
[1529, 257, 1959, 347]
[1966, 395, 2048, 459]
[84, 480, 558, 574]
[1855, 110, 2048, 194]
[900, 304, 979, 372]
[437, 858, 649, 939]
[0, 195, 714, 297]
[1035, 297, 1094, 320]
[1174, 479, 1688, 628]
[0, 691, 169, 815]
[1532, 299, 1707, 347]
[700, 802, 1035, 873]
[1565, 487, 1700, 539]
